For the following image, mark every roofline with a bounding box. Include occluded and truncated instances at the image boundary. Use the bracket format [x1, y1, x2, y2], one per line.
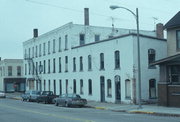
[72, 33, 166, 49]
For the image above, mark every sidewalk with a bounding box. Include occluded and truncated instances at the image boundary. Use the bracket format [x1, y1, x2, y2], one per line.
[5, 93, 180, 117]
[87, 101, 180, 117]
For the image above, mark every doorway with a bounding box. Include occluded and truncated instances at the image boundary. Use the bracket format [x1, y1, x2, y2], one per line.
[115, 75, 121, 102]
[100, 76, 105, 102]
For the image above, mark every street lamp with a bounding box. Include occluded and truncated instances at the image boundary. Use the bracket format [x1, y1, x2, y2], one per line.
[110, 5, 142, 109]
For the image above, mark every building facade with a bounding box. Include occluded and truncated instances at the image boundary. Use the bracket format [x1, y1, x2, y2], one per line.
[153, 11, 180, 107]
[23, 21, 167, 103]
[0, 59, 26, 92]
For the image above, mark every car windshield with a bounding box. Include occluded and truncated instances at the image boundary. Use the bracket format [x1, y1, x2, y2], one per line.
[32, 91, 41, 94]
[67, 94, 81, 98]
[42, 91, 52, 95]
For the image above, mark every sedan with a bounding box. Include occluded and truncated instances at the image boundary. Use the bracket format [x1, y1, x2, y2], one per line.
[21, 90, 41, 102]
[54, 94, 87, 107]
[0, 91, 6, 98]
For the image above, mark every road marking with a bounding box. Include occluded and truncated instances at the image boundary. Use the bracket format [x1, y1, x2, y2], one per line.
[0, 104, 95, 122]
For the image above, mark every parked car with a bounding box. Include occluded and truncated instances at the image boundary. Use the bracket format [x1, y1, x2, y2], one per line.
[21, 90, 41, 102]
[37, 91, 58, 104]
[54, 94, 87, 107]
[0, 91, 6, 98]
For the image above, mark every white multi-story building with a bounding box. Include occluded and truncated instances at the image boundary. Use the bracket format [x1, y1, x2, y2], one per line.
[0, 58, 26, 92]
[23, 21, 167, 103]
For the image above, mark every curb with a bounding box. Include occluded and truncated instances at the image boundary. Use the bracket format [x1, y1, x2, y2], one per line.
[129, 111, 180, 117]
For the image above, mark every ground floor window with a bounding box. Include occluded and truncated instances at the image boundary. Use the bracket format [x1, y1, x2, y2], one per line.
[66, 79, 68, 94]
[73, 79, 76, 94]
[88, 79, 92, 95]
[107, 79, 112, 97]
[80, 79, 83, 94]
[170, 65, 180, 84]
[125, 79, 131, 99]
[149, 79, 156, 99]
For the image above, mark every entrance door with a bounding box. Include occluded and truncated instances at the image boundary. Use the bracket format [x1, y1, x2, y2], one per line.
[115, 75, 121, 102]
[100, 76, 105, 102]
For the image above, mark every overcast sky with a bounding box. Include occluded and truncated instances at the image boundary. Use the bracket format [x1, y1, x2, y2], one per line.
[0, 0, 179, 59]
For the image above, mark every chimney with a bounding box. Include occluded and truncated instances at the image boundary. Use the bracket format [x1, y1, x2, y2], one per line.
[84, 8, 89, 26]
[156, 23, 164, 39]
[33, 28, 38, 38]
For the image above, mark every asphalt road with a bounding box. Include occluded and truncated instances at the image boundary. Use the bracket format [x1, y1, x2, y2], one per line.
[0, 99, 179, 122]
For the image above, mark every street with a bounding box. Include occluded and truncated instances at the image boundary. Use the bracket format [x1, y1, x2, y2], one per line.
[0, 99, 179, 122]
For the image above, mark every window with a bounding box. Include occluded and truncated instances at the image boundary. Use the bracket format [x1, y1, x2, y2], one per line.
[36, 62, 38, 75]
[39, 44, 41, 57]
[65, 35, 68, 50]
[48, 41, 50, 54]
[48, 80, 51, 91]
[65, 56, 68, 72]
[73, 57, 76, 72]
[48, 59, 50, 73]
[39, 61, 42, 74]
[176, 30, 180, 50]
[25, 64, 27, 75]
[107, 79, 112, 97]
[58, 37, 61, 52]
[44, 80, 46, 91]
[149, 79, 156, 99]
[43, 42, 46, 56]
[100, 53, 104, 70]
[73, 79, 76, 94]
[66, 79, 68, 94]
[80, 79, 83, 94]
[95, 35, 100, 41]
[59, 57, 61, 73]
[79, 34, 85, 45]
[59, 80, 62, 95]
[24, 49, 27, 59]
[88, 79, 92, 95]
[28, 48, 31, 58]
[35, 45, 38, 57]
[17, 66, 21, 76]
[80, 56, 83, 71]
[43, 60, 46, 74]
[53, 58, 56, 73]
[115, 51, 120, 69]
[54, 80, 56, 95]
[28, 62, 31, 75]
[32, 47, 34, 58]
[170, 65, 180, 84]
[148, 49, 156, 68]
[88, 55, 92, 70]
[53, 39, 56, 53]
[125, 79, 131, 99]
[8, 66, 12, 76]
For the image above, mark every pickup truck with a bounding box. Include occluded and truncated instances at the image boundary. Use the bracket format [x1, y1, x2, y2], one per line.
[37, 91, 58, 104]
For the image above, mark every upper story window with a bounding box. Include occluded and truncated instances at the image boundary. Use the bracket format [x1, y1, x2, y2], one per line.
[79, 34, 85, 46]
[25, 64, 27, 75]
[53, 58, 56, 73]
[58, 37, 61, 52]
[59, 57, 61, 73]
[17, 66, 21, 76]
[80, 56, 83, 71]
[28, 48, 31, 58]
[176, 30, 180, 50]
[95, 35, 100, 41]
[100, 53, 105, 70]
[65, 35, 68, 50]
[8, 66, 12, 76]
[32, 47, 34, 58]
[114, 51, 120, 69]
[48, 59, 50, 73]
[48, 41, 50, 54]
[73, 57, 76, 72]
[148, 49, 156, 68]
[39, 44, 41, 57]
[35, 45, 38, 57]
[65, 56, 68, 72]
[88, 55, 92, 70]
[43, 43, 46, 56]
[53, 39, 56, 53]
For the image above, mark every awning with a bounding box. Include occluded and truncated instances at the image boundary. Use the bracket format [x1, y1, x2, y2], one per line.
[151, 53, 180, 65]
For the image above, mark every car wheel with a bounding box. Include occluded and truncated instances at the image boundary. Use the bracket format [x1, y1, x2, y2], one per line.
[65, 102, 69, 107]
[55, 102, 59, 106]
